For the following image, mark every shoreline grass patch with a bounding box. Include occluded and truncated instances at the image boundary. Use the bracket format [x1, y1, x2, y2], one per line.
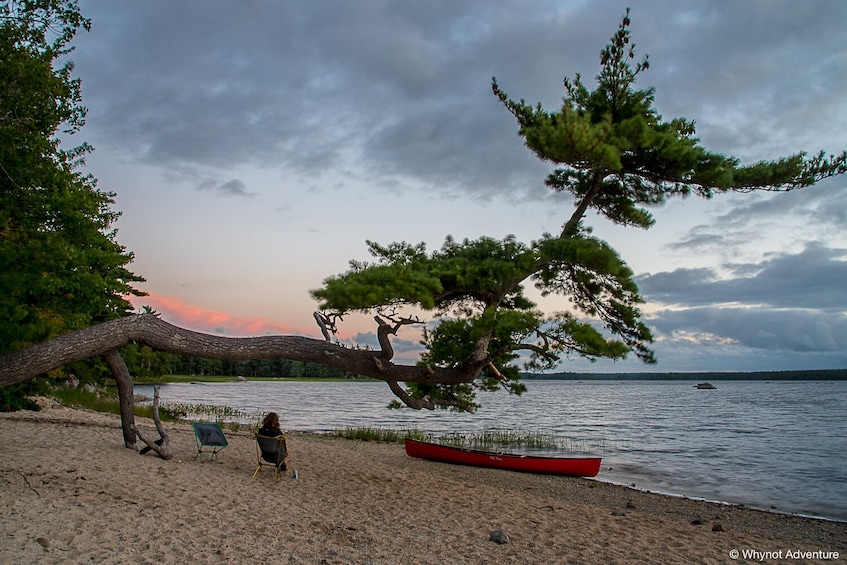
[333, 427, 429, 443]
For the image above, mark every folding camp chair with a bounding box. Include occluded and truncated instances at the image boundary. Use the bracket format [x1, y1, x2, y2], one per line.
[192, 422, 229, 462]
[252, 434, 289, 480]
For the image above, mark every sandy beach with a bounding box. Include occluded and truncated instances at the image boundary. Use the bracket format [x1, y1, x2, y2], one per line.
[1, 402, 844, 564]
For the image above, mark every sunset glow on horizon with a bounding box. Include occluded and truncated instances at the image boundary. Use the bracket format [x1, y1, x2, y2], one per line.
[130, 291, 318, 338]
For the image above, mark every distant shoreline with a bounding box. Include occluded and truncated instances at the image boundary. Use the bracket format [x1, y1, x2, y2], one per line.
[523, 368, 847, 381]
[128, 369, 847, 386]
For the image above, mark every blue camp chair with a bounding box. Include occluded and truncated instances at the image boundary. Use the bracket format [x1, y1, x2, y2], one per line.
[192, 422, 228, 462]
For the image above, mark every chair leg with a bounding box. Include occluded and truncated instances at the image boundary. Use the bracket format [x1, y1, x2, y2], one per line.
[252, 463, 283, 480]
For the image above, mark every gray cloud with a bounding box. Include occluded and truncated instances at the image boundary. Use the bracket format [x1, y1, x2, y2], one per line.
[639, 0, 847, 159]
[634, 242, 847, 362]
[197, 178, 254, 197]
[639, 242, 847, 311]
[650, 307, 847, 354]
[351, 332, 379, 351]
[665, 231, 728, 254]
[72, 1, 847, 202]
[708, 178, 847, 234]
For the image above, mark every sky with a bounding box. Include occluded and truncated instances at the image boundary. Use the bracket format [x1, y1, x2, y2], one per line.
[65, 0, 847, 373]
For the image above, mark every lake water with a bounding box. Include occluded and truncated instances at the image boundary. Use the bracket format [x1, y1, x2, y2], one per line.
[134, 379, 847, 522]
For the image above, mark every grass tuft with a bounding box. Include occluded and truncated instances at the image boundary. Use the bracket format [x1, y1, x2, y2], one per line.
[49, 387, 188, 421]
[333, 427, 429, 443]
[48, 387, 262, 429]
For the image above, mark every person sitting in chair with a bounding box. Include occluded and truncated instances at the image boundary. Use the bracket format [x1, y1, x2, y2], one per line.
[258, 412, 287, 471]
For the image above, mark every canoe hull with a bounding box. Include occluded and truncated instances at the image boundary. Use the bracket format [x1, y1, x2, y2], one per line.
[404, 439, 601, 477]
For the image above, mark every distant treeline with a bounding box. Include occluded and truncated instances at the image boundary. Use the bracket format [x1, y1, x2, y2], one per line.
[522, 369, 847, 381]
[116, 344, 847, 382]
[119, 344, 354, 380]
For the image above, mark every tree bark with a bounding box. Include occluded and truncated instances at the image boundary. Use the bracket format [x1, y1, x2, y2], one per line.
[0, 314, 483, 389]
[133, 386, 172, 460]
[562, 170, 605, 237]
[102, 348, 137, 448]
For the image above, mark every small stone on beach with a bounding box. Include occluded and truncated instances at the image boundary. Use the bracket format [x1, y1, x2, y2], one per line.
[489, 530, 510, 544]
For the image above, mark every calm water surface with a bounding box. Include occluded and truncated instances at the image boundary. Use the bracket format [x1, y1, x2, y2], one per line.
[135, 380, 847, 521]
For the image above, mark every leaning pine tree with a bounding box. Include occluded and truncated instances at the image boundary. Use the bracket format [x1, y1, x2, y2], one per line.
[311, 9, 847, 410]
[1, 11, 845, 451]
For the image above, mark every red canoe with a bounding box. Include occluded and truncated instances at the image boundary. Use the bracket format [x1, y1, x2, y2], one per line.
[404, 439, 601, 477]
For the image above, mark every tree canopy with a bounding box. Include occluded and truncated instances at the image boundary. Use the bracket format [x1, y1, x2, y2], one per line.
[0, 1, 145, 390]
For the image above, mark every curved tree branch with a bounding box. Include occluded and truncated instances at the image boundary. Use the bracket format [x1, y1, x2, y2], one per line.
[386, 380, 436, 410]
[373, 314, 420, 360]
[386, 380, 478, 412]
[0, 314, 484, 390]
[132, 386, 172, 460]
[374, 315, 397, 360]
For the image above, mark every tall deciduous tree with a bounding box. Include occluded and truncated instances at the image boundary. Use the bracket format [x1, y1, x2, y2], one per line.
[1, 11, 844, 420]
[0, 2, 144, 374]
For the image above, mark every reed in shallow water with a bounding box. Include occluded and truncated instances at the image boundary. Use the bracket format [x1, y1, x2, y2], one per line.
[333, 426, 428, 443]
[332, 426, 606, 452]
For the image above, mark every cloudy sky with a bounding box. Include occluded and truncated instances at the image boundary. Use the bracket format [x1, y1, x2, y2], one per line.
[67, 0, 847, 373]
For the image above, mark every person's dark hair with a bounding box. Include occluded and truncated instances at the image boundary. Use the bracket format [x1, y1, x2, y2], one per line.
[261, 412, 280, 429]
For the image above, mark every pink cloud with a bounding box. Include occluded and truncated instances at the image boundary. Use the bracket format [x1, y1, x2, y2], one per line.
[129, 291, 317, 338]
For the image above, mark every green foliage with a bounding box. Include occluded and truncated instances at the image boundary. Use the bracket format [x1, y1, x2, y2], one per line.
[492, 8, 846, 236]
[315, 241, 442, 311]
[0, 380, 43, 411]
[315, 231, 647, 405]
[533, 233, 653, 363]
[0, 1, 145, 413]
[0, 1, 145, 377]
